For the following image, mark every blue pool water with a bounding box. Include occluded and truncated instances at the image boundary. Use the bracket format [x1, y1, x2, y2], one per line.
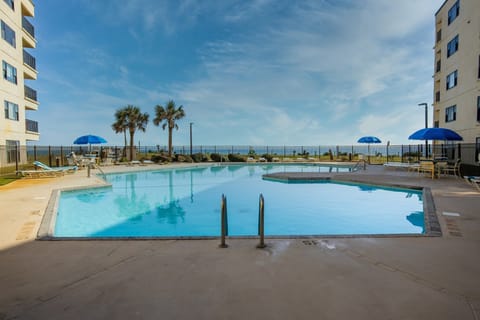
[55, 164, 424, 237]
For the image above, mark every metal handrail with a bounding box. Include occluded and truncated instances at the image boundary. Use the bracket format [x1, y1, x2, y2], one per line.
[257, 194, 266, 248]
[353, 159, 367, 171]
[219, 194, 228, 248]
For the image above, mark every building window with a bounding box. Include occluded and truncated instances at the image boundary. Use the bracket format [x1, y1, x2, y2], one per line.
[1, 20, 15, 48]
[476, 137, 480, 163]
[478, 55, 480, 79]
[477, 96, 480, 122]
[435, 91, 440, 102]
[3, 0, 14, 10]
[448, 0, 460, 25]
[4, 100, 19, 121]
[2, 60, 17, 84]
[445, 105, 456, 122]
[446, 35, 458, 58]
[446, 70, 458, 90]
[436, 60, 441, 73]
[6, 140, 19, 163]
[436, 29, 442, 43]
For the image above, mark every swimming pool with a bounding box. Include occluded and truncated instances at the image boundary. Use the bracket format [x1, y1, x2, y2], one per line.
[52, 164, 426, 238]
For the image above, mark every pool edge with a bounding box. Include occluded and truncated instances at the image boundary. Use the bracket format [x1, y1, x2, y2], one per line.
[38, 167, 441, 240]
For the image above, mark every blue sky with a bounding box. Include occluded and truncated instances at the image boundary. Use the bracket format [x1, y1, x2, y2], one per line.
[33, 0, 444, 147]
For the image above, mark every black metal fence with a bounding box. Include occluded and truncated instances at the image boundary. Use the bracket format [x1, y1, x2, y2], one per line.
[1, 143, 479, 175]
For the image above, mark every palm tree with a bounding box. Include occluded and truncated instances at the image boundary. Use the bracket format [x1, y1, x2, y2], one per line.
[112, 108, 128, 159]
[153, 100, 186, 157]
[112, 105, 149, 161]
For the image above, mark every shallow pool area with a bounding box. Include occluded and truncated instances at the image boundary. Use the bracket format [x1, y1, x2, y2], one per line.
[52, 164, 426, 238]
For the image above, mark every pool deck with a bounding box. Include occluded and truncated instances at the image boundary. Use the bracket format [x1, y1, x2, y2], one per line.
[0, 162, 479, 319]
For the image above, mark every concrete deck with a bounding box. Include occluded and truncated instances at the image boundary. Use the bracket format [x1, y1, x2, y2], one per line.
[0, 163, 479, 319]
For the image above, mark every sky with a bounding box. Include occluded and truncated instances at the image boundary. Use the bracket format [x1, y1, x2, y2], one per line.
[31, 0, 445, 147]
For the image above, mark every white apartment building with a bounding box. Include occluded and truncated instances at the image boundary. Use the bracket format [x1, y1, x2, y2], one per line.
[433, 0, 480, 162]
[0, 0, 38, 166]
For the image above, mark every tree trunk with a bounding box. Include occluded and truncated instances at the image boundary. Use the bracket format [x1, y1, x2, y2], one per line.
[168, 126, 173, 157]
[123, 130, 127, 158]
[129, 129, 135, 161]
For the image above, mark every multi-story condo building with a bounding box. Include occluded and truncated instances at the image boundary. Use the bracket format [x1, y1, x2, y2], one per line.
[0, 0, 38, 166]
[433, 0, 480, 162]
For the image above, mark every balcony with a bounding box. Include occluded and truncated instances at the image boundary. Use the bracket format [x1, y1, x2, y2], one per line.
[23, 50, 36, 70]
[22, 17, 35, 38]
[24, 85, 38, 109]
[23, 50, 37, 79]
[21, 11, 36, 48]
[26, 119, 38, 132]
[21, 0, 35, 17]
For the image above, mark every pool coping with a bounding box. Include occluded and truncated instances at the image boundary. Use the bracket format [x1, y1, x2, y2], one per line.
[37, 168, 441, 241]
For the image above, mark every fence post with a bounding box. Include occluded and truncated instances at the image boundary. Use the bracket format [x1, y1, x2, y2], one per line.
[15, 143, 18, 172]
[48, 146, 52, 167]
[34, 145, 37, 162]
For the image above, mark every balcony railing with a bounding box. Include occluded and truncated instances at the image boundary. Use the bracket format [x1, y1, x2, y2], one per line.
[26, 119, 38, 133]
[24, 85, 37, 102]
[23, 50, 36, 70]
[22, 16, 35, 38]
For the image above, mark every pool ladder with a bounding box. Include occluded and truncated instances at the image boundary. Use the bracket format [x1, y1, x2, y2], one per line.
[219, 193, 266, 249]
[219, 194, 229, 248]
[353, 159, 367, 171]
[87, 162, 107, 180]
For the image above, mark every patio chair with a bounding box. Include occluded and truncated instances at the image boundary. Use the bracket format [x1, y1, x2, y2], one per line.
[34, 161, 78, 174]
[417, 160, 435, 179]
[66, 151, 89, 167]
[439, 159, 461, 177]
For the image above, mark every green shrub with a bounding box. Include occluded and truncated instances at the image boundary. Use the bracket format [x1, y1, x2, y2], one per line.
[192, 153, 207, 162]
[261, 154, 273, 162]
[175, 154, 193, 162]
[228, 153, 246, 162]
[210, 153, 228, 162]
[151, 154, 171, 163]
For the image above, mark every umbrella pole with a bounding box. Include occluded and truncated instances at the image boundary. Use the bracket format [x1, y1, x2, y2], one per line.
[368, 144, 370, 164]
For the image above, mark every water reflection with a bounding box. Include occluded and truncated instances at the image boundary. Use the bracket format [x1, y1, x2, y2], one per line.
[114, 173, 150, 220]
[155, 201, 186, 224]
[76, 189, 107, 203]
[406, 211, 425, 232]
[357, 185, 377, 192]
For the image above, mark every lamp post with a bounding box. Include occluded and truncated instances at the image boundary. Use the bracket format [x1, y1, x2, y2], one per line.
[418, 103, 428, 158]
[189, 122, 193, 156]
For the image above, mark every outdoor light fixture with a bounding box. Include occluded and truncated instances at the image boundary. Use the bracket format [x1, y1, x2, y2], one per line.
[418, 103, 429, 158]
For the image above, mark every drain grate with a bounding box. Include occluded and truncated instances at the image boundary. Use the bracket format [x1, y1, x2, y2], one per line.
[445, 218, 462, 237]
[302, 239, 318, 246]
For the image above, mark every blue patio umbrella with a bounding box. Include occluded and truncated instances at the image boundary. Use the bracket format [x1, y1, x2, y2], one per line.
[408, 128, 463, 141]
[73, 134, 107, 144]
[357, 136, 382, 144]
[357, 136, 381, 162]
[409, 128, 462, 159]
[73, 134, 107, 152]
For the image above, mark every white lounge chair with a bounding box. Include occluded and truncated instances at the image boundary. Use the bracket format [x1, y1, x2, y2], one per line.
[34, 161, 77, 174]
[17, 169, 64, 178]
[464, 176, 480, 191]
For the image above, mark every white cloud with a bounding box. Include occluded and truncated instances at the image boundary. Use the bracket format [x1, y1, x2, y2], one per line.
[35, 0, 444, 146]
